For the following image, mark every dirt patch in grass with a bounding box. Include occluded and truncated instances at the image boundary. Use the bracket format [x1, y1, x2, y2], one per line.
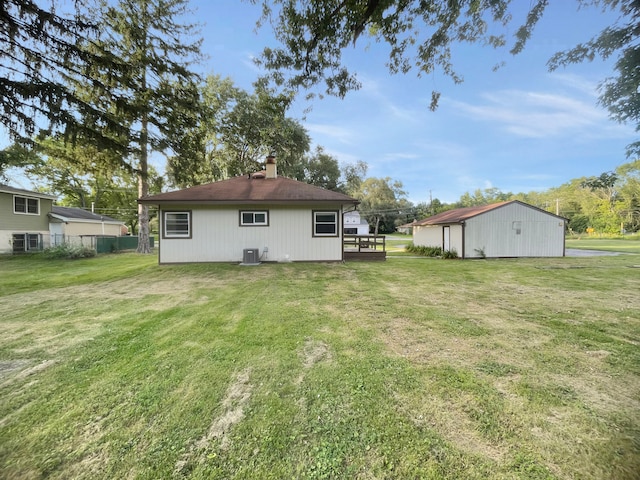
[301, 338, 331, 370]
[0, 278, 219, 315]
[175, 368, 253, 475]
[198, 368, 253, 449]
[295, 338, 332, 386]
[398, 391, 508, 462]
[0, 359, 56, 388]
[0, 359, 31, 379]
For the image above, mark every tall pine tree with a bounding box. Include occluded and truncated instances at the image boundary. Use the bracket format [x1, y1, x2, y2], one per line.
[80, 0, 203, 253]
[0, 0, 129, 149]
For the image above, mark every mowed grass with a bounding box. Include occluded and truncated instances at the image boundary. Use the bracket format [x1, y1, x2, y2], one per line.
[566, 236, 640, 254]
[0, 253, 639, 479]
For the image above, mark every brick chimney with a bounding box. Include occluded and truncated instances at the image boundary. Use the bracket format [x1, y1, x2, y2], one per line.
[265, 155, 277, 179]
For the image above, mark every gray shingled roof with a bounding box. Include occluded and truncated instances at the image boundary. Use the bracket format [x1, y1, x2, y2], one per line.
[138, 174, 359, 205]
[0, 184, 57, 199]
[51, 206, 123, 223]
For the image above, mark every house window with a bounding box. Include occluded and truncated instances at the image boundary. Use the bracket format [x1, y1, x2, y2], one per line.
[240, 210, 269, 226]
[163, 211, 191, 238]
[12, 233, 41, 252]
[313, 211, 338, 237]
[14, 196, 39, 215]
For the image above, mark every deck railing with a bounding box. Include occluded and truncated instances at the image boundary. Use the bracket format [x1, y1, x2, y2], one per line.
[343, 235, 386, 252]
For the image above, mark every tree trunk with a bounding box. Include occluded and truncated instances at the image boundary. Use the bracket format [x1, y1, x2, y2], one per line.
[136, 13, 151, 255]
[136, 113, 151, 254]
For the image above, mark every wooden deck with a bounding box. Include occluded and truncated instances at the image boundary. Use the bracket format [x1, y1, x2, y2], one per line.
[343, 235, 386, 261]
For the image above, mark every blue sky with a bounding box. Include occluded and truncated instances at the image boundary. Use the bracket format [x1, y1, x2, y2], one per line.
[2, 2, 636, 205]
[190, 1, 636, 204]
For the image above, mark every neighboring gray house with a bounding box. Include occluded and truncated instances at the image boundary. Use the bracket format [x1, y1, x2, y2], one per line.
[138, 157, 359, 264]
[0, 184, 56, 253]
[412, 200, 566, 258]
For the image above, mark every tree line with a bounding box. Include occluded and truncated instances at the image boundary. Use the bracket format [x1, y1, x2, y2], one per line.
[1, 1, 638, 244]
[411, 161, 640, 236]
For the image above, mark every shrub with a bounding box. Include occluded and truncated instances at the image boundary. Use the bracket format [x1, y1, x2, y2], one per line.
[442, 248, 459, 259]
[405, 242, 443, 257]
[42, 244, 97, 260]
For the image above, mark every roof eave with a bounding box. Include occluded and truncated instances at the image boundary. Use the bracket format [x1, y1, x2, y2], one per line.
[138, 199, 360, 206]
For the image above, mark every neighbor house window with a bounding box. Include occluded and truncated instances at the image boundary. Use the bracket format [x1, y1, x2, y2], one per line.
[240, 210, 269, 226]
[313, 211, 338, 237]
[12, 233, 41, 252]
[14, 196, 39, 215]
[163, 211, 191, 238]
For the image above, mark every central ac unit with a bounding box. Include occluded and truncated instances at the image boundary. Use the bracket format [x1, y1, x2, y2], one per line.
[243, 248, 260, 264]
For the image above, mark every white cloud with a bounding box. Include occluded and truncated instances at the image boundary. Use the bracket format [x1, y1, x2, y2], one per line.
[450, 89, 608, 138]
[550, 72, 600, 98]
[306, 123, 356, 145]
[357, 75, 426, 123]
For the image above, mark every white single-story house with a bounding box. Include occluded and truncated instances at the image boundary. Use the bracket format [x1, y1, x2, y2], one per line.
[49, 206, 126, 246]
[0, 184, 56, 253]
[343, 210, 369, 235]
[138, 157, 359, 263]
[412, 200, 567, 258]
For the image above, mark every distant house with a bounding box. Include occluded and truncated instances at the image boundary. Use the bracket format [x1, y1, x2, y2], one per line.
[49, 206, 126, 246]
[1, 184, 130, 254]
[396, 221, 415, 235]
[138, 156, 359, 263]
[343, 210, 369, 235]
[412, 200, 566, 258]
[0, 184, 56, 253]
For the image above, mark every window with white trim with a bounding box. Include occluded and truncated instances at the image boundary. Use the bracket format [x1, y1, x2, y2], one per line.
[313, 211, 338, 237]
[12, 233, 41, 252]
[163, 211, 191, 238]
[240, 210, 269, 226]
[14, 195, 39, 215]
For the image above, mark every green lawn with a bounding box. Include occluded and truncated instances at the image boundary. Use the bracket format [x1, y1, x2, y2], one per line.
[1, 253, 638, 479]
[566, 237, 640, 254]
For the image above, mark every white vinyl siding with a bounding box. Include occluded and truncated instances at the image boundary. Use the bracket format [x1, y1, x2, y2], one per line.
[413, 202, 564, 258]
[413, 224, 462, 254]
[159, 206, 343, 263]
[464, 203, 564, 258]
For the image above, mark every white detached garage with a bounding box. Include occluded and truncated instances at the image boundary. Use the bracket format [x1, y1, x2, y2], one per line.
[412, 200, 566, 259]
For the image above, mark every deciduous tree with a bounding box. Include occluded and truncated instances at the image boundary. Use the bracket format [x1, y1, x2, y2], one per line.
[254, 0, 638, 142]
[356, 176, 408, 234]
[168, 77, 311, 187]
[302, 146, 341, 190]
